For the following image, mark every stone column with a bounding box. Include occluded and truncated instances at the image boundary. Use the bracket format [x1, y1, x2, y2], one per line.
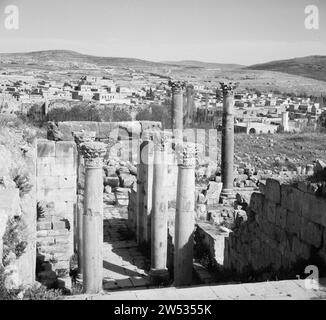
[282, 111, 289, 132]
[79, 141, 106, 294]
[169, 80, 185, 145]
[174, 145, 196, 287]
[73, 131, 96, 281]
[149, 134, 169, 285]
[220, 83, 237, 200]
[185, 84, 194, 126]
[137, 132, 153, 245]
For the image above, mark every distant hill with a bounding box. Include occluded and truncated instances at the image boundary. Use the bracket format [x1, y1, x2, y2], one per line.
[0, 50, 170, 69]
[162, 60, 243, 69]
[246, 55, 326, 82]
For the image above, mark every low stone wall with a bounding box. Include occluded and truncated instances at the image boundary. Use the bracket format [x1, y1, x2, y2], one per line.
[47, 121, 162, 142]
[198, 178, 326, 278]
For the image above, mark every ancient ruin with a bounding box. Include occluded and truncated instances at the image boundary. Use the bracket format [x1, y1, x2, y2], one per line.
[1, 83, 326, 299]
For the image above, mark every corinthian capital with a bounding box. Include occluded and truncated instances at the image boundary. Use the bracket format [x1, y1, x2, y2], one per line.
[79, 141, 107, 168]
[219, 82, 238, 97]
[153, 133, 169, 152]
[168, 80, 186, 93]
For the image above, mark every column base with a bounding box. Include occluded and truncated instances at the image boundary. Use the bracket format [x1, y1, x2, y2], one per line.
[149, 268, 170, 286]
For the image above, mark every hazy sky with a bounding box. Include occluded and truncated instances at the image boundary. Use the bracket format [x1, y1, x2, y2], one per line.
[0, 0, 325, 65]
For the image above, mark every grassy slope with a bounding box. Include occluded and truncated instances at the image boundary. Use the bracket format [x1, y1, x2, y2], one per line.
[246, 55, 326, 83]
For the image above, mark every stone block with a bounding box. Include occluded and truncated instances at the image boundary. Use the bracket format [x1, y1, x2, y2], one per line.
[52, 260, 70, 270]
[302, 194, 326, 227]
[249, 192, 265, 215]
[275, 205, 287, 229]
[37, 157, 56, 176]
[281, 184, 296, 212]
[55, 141, 76, 159]
[38, 244, 70, 254]
[37, 188, 58, 203]
[37, 221, 52, 231]
[104, 176, 119, 188]
[48, 229, 69, 237]
[54, 201, 75, 217]
[291, 236, 311, 260]
[206, 181, 223, 206]
[54, 158, 76, 176]
[36, 237, 55, 246]
[285, 211, 302, 236]
[52, 221, 66, 230]
[300, 218, 323, 248]
[56, 188, 76, 203]
[265, 199, 277, 224]
[36, 176, 58, 190]
[58, 175, 76, 189]
[55, 236, 70, 245]
[37, 230, 50, 238]
[37, 140, 55, 158]
[265, 179, 281, 204]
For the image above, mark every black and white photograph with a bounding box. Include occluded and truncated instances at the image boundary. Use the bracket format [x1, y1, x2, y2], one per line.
[0, 0, 326, 305]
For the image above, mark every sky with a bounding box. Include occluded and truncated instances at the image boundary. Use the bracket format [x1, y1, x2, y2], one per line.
[0, 0, 325, 65]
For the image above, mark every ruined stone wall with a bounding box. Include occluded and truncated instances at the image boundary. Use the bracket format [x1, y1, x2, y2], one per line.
[199, 178, 326, 278]
[36, 140, 77, 288]
[0, 134, 37, 289]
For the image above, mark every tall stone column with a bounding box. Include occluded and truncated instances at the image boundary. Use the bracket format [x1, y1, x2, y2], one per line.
[169, 80, 185, 145]
[185, 84, 194, 126]
[220, 83, 237, 200]
[174, 145, 196, 287]
[79, 141, 106, 294]
[73, 131, 96, 281]
[137, 132, 153, 245]
[149, 134, 169, 285]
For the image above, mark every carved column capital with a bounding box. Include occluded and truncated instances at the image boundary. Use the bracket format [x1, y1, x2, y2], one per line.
[168, 80, 186, 94]
[79, 141, 106, 168]
[219, 82, 238, 97]
[153, 133, 169, 152]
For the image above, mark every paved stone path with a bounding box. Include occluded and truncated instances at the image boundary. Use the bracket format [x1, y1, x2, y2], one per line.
[68, 278, 326, 300]
[102, 205, 151, 291]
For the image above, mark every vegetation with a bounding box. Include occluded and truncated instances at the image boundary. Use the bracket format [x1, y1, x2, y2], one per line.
[47, 104, 132, 122]
[247, 55, 326, 83]
[2, 217, 27, 267]
[0, 267, 64, 300]
[136, 104, 172, 128]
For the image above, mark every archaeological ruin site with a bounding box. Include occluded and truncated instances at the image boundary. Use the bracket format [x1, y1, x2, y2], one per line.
[1, 81, 326, 300]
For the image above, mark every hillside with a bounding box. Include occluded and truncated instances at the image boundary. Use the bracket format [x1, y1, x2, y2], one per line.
[0, 50, 245, 71]
[0, 50, 170, 70]
[162, 60, 243, 70]
[247, 55, 326, 82]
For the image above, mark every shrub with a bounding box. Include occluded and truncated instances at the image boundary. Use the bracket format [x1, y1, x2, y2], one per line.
[22, 284, 63, 300]
[11, 169, 33, 197]
[2, 217, 27, 267]
[136, 104, 171, 128]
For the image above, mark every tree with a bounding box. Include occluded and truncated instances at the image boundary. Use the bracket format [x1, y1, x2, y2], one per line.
[136, 104, 172, 128]
[111, 109, 132, 122]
